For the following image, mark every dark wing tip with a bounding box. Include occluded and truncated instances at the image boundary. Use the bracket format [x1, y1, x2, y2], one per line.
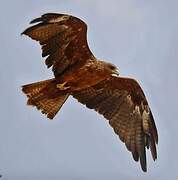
[21, 26, 38, 37]
[42, 13, 64, 17]
[150, 134, 157, 161]
[141, 165, 147, 172]
[150, 112, 158, 144]
[132, 152, 139, 162]
[30, 17, 44, 24]
[21, 28, 29, 36]
[21, 22, 45, 38]
[30, 13, 70, 24]
[140, 148, 147, 172]
[21, 85, 27, 94]
[30, 13, 59, 24]
[21, 28, 30, 35]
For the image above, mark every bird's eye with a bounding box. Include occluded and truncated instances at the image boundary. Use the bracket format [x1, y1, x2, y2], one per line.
[110, 66, 115, 70]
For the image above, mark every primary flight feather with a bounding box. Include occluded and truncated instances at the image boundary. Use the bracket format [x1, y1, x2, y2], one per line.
[22, 13, 158, 172]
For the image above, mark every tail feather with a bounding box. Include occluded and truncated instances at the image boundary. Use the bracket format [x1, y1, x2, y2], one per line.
[22, 78, 69, 119]
[22, 79, 54, 97]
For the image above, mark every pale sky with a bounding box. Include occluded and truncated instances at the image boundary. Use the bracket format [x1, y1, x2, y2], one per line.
[0, 0, 178, 179]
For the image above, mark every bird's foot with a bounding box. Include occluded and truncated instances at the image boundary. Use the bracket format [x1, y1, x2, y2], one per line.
[56, 82, 70, 90]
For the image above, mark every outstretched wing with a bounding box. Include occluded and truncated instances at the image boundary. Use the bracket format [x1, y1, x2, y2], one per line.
[22, 13, 94, 77]
[73, 76, 158, 172]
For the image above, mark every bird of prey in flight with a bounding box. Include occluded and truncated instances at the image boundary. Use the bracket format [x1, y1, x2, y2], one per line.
[21, 13, 158, 172]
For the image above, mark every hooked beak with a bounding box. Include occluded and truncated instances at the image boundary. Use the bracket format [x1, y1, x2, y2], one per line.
[112, 68, 119, 77]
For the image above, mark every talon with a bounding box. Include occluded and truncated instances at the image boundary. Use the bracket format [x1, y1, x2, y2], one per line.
[56, 82, 70, 90]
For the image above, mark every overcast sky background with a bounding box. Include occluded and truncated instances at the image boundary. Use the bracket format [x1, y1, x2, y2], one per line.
[0, 0, 178, 179]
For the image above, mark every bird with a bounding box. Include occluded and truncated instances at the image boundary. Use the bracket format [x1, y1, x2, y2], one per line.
[21, 13, 158, 172]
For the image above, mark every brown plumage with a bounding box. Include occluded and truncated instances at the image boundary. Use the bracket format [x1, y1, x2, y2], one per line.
[22, 13, 158, 172]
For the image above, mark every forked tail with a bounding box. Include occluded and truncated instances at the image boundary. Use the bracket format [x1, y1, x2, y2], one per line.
[22, 78, 69, 119]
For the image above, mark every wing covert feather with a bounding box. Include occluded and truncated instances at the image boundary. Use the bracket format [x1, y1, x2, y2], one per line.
[73, 76, 158, 172]
[22, 13, 94, 77]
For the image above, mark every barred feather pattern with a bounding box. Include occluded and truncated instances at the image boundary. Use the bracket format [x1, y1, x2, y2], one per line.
[22, 79, 69, 119]
[73, 76, 158, 172]
[22, 13, 94, 77]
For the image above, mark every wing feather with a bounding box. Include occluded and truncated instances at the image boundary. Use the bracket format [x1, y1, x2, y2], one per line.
[73, 76, 158, 172]
[22, 13, 94, 77]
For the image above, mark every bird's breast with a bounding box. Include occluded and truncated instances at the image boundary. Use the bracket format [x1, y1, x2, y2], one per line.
[58, 63, 110, 92]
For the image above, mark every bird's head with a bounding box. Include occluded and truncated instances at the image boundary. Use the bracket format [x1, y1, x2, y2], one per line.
[105, 62, 119, 76]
